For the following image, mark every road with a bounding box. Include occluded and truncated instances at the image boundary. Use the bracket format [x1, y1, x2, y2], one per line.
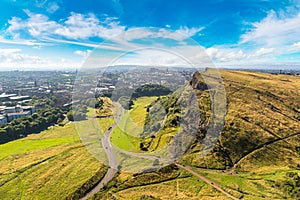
[80, 106, 122, 200]
[176, 164, 239, 200]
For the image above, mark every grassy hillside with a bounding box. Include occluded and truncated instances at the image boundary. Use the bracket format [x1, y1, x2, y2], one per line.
[111, 96, 158, 151]
[0, 118, 113, 199]
[182, 70, 300, 171]
[92, 165, 230, 200]
[1, 70, 299, 199]
[96, 70, 300, 199]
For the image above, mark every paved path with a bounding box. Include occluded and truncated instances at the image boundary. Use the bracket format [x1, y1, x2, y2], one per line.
[80, 106, 122, 200]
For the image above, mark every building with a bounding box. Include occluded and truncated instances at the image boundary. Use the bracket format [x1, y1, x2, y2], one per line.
[9, 95, 30, 102]
[0, 93, 17, 102]
[0, 106, 6, 114]
[0, 115, 7, 124]
[4, 107, 16, 113]
[0, 105, 35, 124]
[7, 111, 31, 122]
[21, 106, 35, 114]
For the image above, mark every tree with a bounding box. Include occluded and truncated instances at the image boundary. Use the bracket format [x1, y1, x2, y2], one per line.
[66, 111, 74, 121]
[95, 98, 104, 109]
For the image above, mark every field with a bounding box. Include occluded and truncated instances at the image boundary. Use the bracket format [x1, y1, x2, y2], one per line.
[0, 118, 114, 199]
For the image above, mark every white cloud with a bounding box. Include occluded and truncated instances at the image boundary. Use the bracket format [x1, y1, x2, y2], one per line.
[46, 2, 59, 13]
[250, 47, 275, 57]
[54, 13, 125, 39]
[6, 11, 204, 43]
[0, 35, 44, 46]
[115, 26, 204, 43]
[0, 48, 42, 66]
[288, 42, 300, 52]
[175, 26, 204, 38]
[74, 49, 92, 57]
[6, 10, 125, 40]
[0, 48, 21, 54]
[0, 48, 80, 70]
[206, 47, 246, 62]
[240, 10, 300, 47]
[8, 9, 60, 37]
[205, 46, 277, 64]
[6, 8, 300, 69]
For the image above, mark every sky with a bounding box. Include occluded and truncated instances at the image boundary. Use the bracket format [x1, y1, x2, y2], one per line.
[1, 0, 300, 70]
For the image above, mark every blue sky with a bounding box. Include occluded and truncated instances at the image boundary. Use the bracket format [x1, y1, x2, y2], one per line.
[0, 0, 300, 69]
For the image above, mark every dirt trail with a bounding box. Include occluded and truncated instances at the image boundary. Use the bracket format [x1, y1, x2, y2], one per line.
[227, 132, 300, 175]
[176, 163, 239, 200]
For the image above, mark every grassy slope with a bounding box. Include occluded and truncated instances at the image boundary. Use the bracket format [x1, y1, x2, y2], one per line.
[96, 70, 300, 199]
[220, 70, 300, 166]
[93, 165, 229, 200]
[182, 70, 300, 170]
[193, 167, 300, 199]
[111, 97, 157, 151]
[0, 118, 114, 199]
[1, 70, 299, 199]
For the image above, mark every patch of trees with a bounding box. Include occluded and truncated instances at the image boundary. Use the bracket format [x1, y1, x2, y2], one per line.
[95, 84, 171, 101]
[132, 84, 171, 98]
[118, 96, 134, 110]
[142, 94, 181, 138]
[66, 105, 88, 121]
[0, 107, 64, 144]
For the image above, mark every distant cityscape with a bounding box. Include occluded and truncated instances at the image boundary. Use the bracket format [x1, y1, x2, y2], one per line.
[0, 66, 299, 125]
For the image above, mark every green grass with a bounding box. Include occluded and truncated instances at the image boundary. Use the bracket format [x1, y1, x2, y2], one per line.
[0, 118, 115, 161]
[0, 138, 77, 160]
[0, 124, 79, 160]
[113, 176, 229, 200]
[0, 142, 106, 200]
[1, 70, 300, 199]
[0, 117, 115, 199]
[87, 107, 97, 118]
[110, 126, 140, 151]
[94, 165, 229, 200]
[192, 167, 300, 199]
[147, 127, 179, 152]
[129, 96, 158, 127]
[111, 97, 157, 151]
[99, 70, 300, 200]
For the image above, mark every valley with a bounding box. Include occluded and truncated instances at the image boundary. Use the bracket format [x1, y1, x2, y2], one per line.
[0, 70, 299, 199]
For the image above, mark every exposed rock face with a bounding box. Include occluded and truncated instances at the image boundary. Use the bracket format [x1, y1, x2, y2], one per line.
[190, 72, 208, 91]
